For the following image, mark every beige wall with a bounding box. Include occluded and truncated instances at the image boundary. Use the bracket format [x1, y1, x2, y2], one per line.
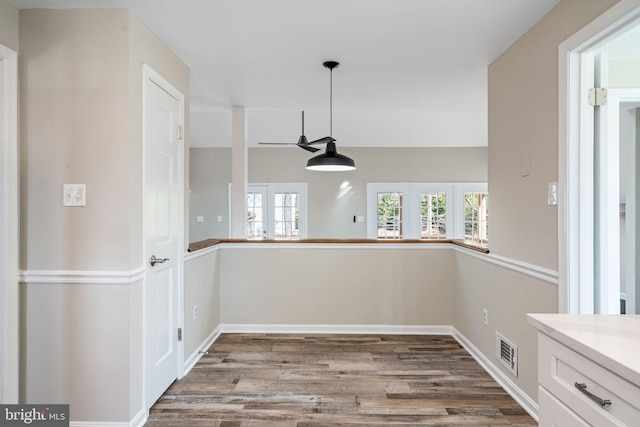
[189, 146, 487, 241]
[0, 0, 18, 51]
[184, 250, 220, 358]
[20, 283, 131, 421]
[19, 8, 189, 423]
[220, 246, 453, 326]
[20, 9, 130, 271]
[470, 0, 621, 405]
[452, 252, 558, 401]
[189, 148, 232, 242]
[488, 0, 619, 270]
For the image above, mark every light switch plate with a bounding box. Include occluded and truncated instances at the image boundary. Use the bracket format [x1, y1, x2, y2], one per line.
[548, 182, 558, 206]
[63, 184, 86, 206]
[196, 215, 204, 223]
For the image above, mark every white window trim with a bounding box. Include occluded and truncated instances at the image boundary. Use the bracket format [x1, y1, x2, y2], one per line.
[366, 183, 487, 240]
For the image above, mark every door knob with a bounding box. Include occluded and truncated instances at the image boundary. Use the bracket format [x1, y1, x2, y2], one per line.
[150, 255, 169, 267]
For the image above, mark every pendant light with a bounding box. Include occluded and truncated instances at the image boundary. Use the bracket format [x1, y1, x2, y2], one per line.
[306, 61, 356, 171]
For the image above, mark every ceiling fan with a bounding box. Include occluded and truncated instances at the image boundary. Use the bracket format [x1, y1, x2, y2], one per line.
[258, 110, 334, 153]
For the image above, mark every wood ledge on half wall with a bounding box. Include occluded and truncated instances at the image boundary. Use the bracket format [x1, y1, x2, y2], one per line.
[188, 238, 489, 254]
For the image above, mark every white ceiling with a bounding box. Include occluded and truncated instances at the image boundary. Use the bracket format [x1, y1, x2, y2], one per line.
[10, 0, 561, 148]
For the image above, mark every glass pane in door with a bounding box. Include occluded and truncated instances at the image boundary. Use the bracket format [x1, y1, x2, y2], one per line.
[273, 192, 299, 239]
[247, 192, 265, 239]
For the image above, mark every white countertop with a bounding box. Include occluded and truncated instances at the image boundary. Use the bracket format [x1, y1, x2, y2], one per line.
[527, 314, 640, 385]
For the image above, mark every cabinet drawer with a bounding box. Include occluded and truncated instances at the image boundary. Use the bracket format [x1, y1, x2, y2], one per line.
[538, 334, 640, 426]
[539, 386, 589, 427]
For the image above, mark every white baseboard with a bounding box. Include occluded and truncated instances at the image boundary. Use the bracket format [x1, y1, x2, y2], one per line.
[70, 422, 130, 427]
[452, 327, 538, 421]
[183, 325, 222, 375]
[220, 323, 454, 335]
[129, 408, 146, 427]
[69, 407, 146, 427]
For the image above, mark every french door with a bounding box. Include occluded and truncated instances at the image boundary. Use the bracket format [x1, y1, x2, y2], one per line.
[246, 184, 307, 240]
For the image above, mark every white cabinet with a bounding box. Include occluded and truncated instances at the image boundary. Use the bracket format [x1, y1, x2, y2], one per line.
[538, 386, 589, 427]
[528, 314, 640, 427]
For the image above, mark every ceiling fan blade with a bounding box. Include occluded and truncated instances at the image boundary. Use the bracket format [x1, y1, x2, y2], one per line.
[258, 142, 297, 145]
[307, 136, 336, 145]
[298, 145, 320, 153]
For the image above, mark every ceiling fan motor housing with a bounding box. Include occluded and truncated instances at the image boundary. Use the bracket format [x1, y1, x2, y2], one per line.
[323, 61, 340, 70]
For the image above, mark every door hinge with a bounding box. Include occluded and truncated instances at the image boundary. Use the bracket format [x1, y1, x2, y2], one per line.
[177, 125, 183, 140]
[178, 328, 182, 341]
[588, 87, 608, 106]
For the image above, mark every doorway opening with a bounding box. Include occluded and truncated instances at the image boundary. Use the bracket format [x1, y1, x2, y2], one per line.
[559, 0, 640, 314]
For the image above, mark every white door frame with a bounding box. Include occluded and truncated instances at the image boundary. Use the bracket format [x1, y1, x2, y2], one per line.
[559, 0, 640, 313]
[1, 42, 18, 404]
[142, 64, 185, 412]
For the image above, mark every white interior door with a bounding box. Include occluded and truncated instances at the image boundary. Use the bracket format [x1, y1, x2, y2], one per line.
[145, 69, 183, 407]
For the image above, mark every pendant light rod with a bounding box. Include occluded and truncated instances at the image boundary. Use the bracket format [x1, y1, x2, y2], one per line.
[323, 61, 339, 138]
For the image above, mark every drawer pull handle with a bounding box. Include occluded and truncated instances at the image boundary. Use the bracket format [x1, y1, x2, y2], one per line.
[575, 382, 612, 407]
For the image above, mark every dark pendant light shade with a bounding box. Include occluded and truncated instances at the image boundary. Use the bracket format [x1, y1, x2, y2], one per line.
[306, 60, 356, 171]
[306, 141, 356, 171]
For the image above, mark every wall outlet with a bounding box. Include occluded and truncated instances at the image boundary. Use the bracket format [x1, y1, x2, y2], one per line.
[482, 308, 488, 326]
[193, 305, 198, 321]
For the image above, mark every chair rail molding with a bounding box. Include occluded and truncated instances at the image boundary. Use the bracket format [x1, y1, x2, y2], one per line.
[19, 267, 146, 285]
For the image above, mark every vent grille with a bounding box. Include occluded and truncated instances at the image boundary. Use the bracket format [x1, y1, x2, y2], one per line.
[496, 332, 518, 377]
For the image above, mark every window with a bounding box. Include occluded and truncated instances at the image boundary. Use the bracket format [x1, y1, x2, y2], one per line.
[421, 192, 447, 239]
[245, 183, 307, 240]
[464, 191, 489, 245]
[367, 183, 487, 244]
[377, 192, 403, 239]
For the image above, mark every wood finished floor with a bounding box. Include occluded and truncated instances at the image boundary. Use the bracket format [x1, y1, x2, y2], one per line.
[146, 334, 537, 426]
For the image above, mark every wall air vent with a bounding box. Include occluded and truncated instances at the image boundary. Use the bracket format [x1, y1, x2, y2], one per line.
[496, 331, 518, 377]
